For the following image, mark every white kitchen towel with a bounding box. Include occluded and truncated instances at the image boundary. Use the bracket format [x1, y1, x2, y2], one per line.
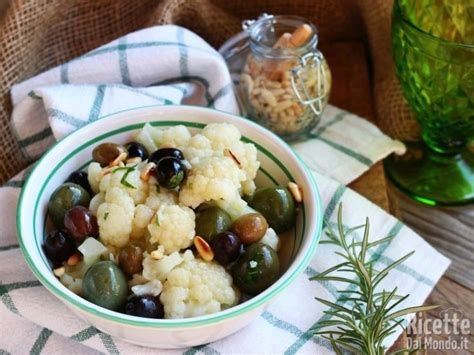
[1, 25, 448, 354]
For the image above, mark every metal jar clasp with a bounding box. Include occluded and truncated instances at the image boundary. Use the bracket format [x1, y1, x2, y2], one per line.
[242, 13, 274, 32]
[290, 51, 328, 115]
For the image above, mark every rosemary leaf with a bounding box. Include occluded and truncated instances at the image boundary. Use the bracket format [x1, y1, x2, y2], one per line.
[311, 203, 437, 354]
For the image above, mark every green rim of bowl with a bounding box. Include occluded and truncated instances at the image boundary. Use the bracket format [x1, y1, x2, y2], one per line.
[17, 104, 322, 328]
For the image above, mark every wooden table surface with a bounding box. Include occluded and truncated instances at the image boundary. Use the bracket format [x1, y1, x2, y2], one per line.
[324, 41, 473, 353]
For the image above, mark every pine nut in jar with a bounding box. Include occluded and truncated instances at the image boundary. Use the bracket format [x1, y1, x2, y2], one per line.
[239, 14, 332, 141]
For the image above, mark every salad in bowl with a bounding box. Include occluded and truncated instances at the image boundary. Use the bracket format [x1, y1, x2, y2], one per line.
[17, 105, 322, 348]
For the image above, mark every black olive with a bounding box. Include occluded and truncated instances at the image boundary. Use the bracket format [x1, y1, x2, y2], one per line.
[125, 142, 149, 160]
[155, 157, 186, 189]
[124, 295, 164, 318]
[211, 232, 242, 265]
[66, 171, 92, 195]
[43, 230, 77, 267]
[149, 148, 184, 165]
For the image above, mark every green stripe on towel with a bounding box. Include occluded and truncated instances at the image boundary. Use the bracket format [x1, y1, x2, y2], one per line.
[317, 137, 373, 167]
[70, 327, 100, 342]
[0, 244, 20, 251]
[48, 108, 86, 128]
[88, 85, 106, 123]
[1, 292, 19, 314]
[18, 127, 53, 148]
[177, 28, 189, 77]
[118, 37, 132, 86]
[30, 328, 52, 355]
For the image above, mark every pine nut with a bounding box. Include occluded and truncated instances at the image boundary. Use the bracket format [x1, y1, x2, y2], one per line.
[260, 89, 277, 106]
[289, 24, 313, 47]
[110, 152, 128, 167]
[53, 266, 65, 277]
[288, 182, 303, 203]
[240, 73, 254, 93]
[274, 100, 293, 113]
[67, 253, 81, 266]
[126, 157, 142, 165]
[194, 236, 214, 262]
[140, 162, 156, 182]
[151, 246, 165, 260]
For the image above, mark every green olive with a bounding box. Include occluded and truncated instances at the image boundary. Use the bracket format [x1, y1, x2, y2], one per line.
[119, 244, 143, 276]
[92, 143, 126, 167]
[82, 261, 128, 310]
[249, 187, 296, 233]
[195, 206, 232, 242]
[232, 243, 280, 295]
[231, 213, 268, 244]
[48, 183, 91, 229]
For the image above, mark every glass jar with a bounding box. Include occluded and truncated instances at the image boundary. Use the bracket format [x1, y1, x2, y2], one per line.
[239, 14, 331, 141]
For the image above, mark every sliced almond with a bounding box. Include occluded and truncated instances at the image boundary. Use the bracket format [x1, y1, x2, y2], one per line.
[67, 253, 81, 266]
[224, 148, 241, 167]
[288, 182, 303, 203]
[53, 266, 65, 277]
[194, 236, 214, 262]
[140, 162, 156, 182]
[110, 151, 128, 167]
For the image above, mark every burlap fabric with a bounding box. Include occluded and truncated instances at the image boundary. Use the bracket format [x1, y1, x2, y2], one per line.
[0, 0, 419, 183]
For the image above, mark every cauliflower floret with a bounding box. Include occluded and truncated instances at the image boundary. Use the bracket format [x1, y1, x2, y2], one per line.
[89, 192, 105, 216]
[130, 204, 154, 239]
[145, 188, 178, 211]
[201, 123, 260, 195]
[261, 227, 280, 251]
[160, 257, 238, 319]
[97, 187, 135, 247]
[99, 166, 148, 204]
[131, 279, 163, 297]
[227, 141, 260, 195]
[147, 205, 195, 254]
[202, 123, 241, 150]
[179, 156, 246, 208]
[128, 273, 149, 287]
[142, 251, 185, 281]
[216, 198, 256, 221]
[87, 162, 102, 194]
[181, 134, 214, 164]
[59, 261, 88, 295]
[134, 123, 158, 153]
[60, 273, 83, 295]
[151, 125, 192, 148]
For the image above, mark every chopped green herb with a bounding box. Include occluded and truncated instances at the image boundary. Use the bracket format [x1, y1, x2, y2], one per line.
[169, 170, 184, 188]
[112, 164, 137, 173]
[112, 164, 138, 189]
[155, 215, 160, 226]
[104, 212, 109, 220]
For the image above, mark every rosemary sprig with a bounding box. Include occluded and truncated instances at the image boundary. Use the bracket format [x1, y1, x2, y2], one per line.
[311, 204, 438, 354]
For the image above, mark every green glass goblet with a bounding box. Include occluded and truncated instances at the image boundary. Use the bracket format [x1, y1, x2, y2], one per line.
[384, 0, 474, 206]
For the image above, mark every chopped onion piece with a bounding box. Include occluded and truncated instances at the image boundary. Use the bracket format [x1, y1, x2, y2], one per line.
[78, 237, 108, 266]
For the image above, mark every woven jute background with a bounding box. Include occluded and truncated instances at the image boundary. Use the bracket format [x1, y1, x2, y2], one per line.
[0, 0, 419, 183]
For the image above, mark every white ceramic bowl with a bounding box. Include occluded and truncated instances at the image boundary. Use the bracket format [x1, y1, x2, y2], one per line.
[17, 105, 322, 349]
